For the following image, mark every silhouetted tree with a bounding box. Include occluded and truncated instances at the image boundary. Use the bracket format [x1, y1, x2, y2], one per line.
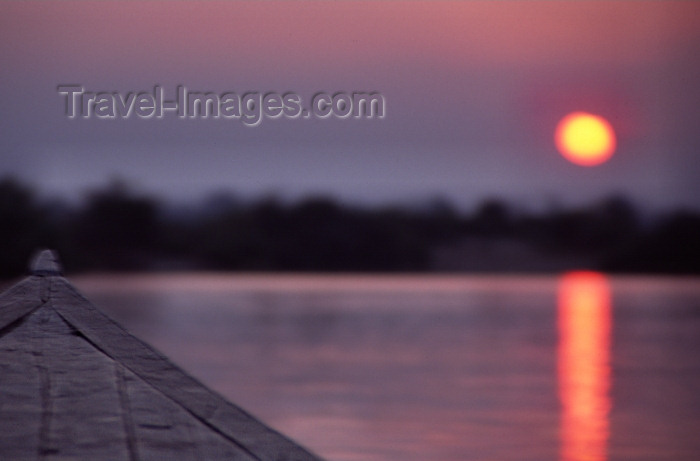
[605, 210, 700, 273]
[471, 199, 512, 236]
[72, 180, 160, 270]
[1, 175, 698, 275]
[0, 177, 48, 278]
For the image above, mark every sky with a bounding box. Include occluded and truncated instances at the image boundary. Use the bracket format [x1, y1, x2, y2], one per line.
[1, 1, 699, 211]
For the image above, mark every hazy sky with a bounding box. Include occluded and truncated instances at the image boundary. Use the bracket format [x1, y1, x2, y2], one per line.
[1, 1, 699, 210]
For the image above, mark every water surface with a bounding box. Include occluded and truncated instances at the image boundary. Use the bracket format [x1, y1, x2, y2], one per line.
[70, 273, 700, 461]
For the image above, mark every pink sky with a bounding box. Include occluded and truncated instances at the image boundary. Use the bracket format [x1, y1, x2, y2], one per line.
[1, 1, 699, 209]
[4, 1, 698, 75]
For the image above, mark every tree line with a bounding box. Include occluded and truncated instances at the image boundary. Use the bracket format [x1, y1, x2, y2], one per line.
[1, 176, 698, 278]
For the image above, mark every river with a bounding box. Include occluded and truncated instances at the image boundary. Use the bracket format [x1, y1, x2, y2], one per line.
[66, 272, 700, 461]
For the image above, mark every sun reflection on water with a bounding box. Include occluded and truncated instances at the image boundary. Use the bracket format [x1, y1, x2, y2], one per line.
[558, 271, 612, 461]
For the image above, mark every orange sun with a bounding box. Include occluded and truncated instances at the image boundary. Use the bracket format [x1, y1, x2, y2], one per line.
[555, 112, 616, 166]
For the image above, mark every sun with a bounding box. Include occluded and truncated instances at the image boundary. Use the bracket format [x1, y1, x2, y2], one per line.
[555, 112, 616, 166]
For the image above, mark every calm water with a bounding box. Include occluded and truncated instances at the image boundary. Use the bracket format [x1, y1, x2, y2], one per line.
[67, 273, 700, 461]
